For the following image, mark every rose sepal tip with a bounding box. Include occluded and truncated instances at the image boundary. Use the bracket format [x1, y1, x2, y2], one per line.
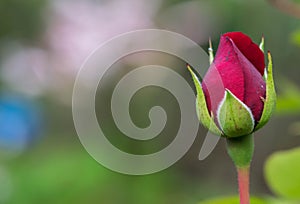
[255, 52, 276, 131]
[187, 64, 223, 136]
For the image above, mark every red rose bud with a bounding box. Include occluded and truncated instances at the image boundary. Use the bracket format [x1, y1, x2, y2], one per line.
[188, 32, 276, 137]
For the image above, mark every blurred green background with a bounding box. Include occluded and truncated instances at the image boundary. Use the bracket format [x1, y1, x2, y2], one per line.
[0, 0, 300, 203]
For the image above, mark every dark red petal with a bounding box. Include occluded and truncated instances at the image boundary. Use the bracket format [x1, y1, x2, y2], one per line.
[202, 36, 266, 122]
[230, 39, 266, 122]
[223, 32, 265, 75]
[202, 36, 245, 119]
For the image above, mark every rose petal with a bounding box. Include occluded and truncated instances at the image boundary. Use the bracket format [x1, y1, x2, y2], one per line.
[202, 35, 266, 122]
[230, 39, 266, 122]
[223, 32, 265, 75]
[203, 36, 245, 119]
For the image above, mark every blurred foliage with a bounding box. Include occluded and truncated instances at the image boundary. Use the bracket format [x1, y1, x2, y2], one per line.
[0, 0, 46, 42]
[290, 29, 300, 46]
[276, 80, 300, 114]
[199, 196, 299, 204]
[288, 121, 300, 136]
[6, 147, 179, 204]
[265, 147, 300, 200]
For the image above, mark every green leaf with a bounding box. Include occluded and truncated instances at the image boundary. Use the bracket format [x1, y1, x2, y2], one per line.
[187, 65, 222, 136]
[255, 52, 276, 131]
[198, 196, 267, 204]
[265, 147, 300, 199]
[217, 90, 254, 137]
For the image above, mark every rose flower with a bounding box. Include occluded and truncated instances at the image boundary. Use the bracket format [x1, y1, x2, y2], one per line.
[188, 32, 276, 138]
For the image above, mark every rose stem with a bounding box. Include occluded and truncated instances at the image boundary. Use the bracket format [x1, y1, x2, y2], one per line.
[226, 134, 254, 204]
[237, 166, 250, 204]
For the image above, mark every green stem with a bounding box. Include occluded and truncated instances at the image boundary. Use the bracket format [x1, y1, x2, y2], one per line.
[226, 134, 254, 204]
[226, 134, 254, 168]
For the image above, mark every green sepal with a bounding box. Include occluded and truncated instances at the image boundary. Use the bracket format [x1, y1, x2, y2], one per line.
[187, 65, 223, 136]
[226, 134, 254, 168]
[217, 90, 255, 138]
[255, 52, 276, 131]
[208, 37, 214, 65]
[259, 35, 264, 53]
